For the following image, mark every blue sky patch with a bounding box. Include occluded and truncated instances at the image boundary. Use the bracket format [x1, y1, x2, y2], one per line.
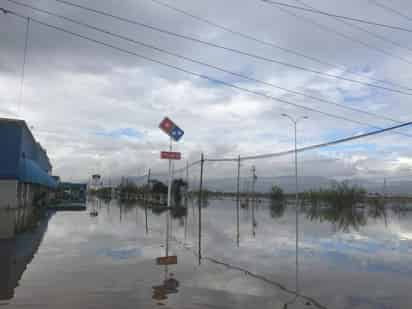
[97, 247, 142, 260]
[96, 128, 143, 139]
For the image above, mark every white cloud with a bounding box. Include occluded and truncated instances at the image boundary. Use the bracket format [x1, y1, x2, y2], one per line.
[1, 0, 412, 183]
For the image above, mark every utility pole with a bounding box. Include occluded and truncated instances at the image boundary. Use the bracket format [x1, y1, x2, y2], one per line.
[166, 138, 172, 257]
[147, 168, 151, 202]
[236, 155, 241, 247]
[251, 166, 257, 237]
[198, 153, 204, 265]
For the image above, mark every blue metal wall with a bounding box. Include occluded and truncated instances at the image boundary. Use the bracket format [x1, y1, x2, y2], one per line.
[0, 119, 57, 188]
[0, 121, 22, 179]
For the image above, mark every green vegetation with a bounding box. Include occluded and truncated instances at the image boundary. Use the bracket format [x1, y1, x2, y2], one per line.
[171, 179, 188, 206]
[270, 185, 284, 201]
[301, 181, 367, 231]
[305, 203, 367, 232]
[302, 181, 366, 208]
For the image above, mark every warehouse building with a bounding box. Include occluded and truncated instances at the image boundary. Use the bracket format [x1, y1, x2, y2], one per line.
[0, 118, 57, 239]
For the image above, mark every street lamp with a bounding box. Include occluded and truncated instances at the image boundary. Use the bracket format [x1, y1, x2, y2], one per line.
[281, 113, 308, 296]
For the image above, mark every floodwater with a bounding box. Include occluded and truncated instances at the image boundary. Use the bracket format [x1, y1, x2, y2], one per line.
[1, 198, 412, 309]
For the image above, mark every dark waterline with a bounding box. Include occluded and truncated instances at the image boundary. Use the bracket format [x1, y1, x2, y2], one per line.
[1, 198, 412, 308]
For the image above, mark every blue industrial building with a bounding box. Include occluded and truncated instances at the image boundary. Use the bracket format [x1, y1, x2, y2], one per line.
[0, 118, 57, 239]
[0, 118, 57, 188]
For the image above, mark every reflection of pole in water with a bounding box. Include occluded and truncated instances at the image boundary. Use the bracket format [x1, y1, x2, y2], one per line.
[145, 206, 149, 235]
[184, 199, 188, 242]
[166, 212, 170, 257]
[236, 155, 241, 247]
[119, 202, 122, 223]
[192, 199, 196, 243]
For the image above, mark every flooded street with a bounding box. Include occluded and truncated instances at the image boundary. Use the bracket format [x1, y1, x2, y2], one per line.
[1, 199, 412, 309]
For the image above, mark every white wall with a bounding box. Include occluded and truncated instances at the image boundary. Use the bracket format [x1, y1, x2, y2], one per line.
[0, 209, 15, 239]
[0, 180, 18, 209]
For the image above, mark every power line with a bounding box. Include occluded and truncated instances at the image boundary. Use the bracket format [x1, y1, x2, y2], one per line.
[147, 0, 409, 91]
[367, 0, 412, 23]
[2, 8, 412, 139]
[38, 0, 412, 96]
[295, 0, 412, 58]
[18, 15, 29, 115]
[133, 122, 412, 177]
[207, 120, 412, 162]
[267, 0, 412, 69]
[5, 0, 407, 129]
[259, 0, 412, 33]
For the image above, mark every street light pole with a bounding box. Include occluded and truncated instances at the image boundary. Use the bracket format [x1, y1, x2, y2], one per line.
[281, 113, 308, 297]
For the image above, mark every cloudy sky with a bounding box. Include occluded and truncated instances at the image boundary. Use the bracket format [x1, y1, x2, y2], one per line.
[1, 0, 412, 183]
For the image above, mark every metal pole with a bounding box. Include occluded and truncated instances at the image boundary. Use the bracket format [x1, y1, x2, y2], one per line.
[198, 153, 204, 265]
[236, 155, 241, 247]
[166, 137, 172, 257]
[251, 166, 256, 238]
[294, 121, 299, 296]
[145, 205, 148, 235]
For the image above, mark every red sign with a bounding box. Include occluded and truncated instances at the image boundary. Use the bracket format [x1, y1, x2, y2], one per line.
[159, 117, 175, 135]
[159, 117, 184, 142]
[156, 256, 178, 265]
[160, 151, 181, 160]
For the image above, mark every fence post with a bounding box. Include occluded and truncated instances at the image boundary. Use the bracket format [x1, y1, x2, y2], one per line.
[198, 153, 204, 265]
[236, 155, 241, 247]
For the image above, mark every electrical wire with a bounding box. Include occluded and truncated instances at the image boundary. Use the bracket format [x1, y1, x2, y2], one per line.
[35, 0, 412, 96]
[259, 0, 412, 33]
[3, 9, 412, 167]
[147, 0, 410, 91]
[294, 0, 412, 58]
[4, 0, 408, 130]
[206, 120, 412, 162]
[269, 0, 412, 69]
[18, 16, 30, 115]
[2, 8, 405, 131]
[368, 0, 412, 23]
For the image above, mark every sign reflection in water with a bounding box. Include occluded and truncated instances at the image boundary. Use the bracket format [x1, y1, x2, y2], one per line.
[1, 198, 412, 308]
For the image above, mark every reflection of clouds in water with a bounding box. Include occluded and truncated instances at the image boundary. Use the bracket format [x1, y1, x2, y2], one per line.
[9, 199, 412, 308]
[97, 247, 142, 260]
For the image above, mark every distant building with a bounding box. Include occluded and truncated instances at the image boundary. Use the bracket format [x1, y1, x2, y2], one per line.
[89, 174, 102, 191]
[0, 118, 58, 239]
[57, 182, 87, 201]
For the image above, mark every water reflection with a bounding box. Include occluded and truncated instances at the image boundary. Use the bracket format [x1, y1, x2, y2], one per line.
[304, 204, 367, 232]
[2, 197, 412, 308]
[301, 202, 398, 232]
[0, 212, 51, 302]
[270, 200, 287, 219]
[152, 266, 180, 305]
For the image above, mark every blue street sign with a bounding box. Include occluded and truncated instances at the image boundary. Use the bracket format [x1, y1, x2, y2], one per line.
[170, 126, 184, 141]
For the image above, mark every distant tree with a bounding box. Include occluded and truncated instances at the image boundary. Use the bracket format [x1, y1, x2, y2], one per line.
[270, 200, 286, 218]
[270, 185, 284, 201]
[151, 181, 168, 194]
[172, 178, 187, 206]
